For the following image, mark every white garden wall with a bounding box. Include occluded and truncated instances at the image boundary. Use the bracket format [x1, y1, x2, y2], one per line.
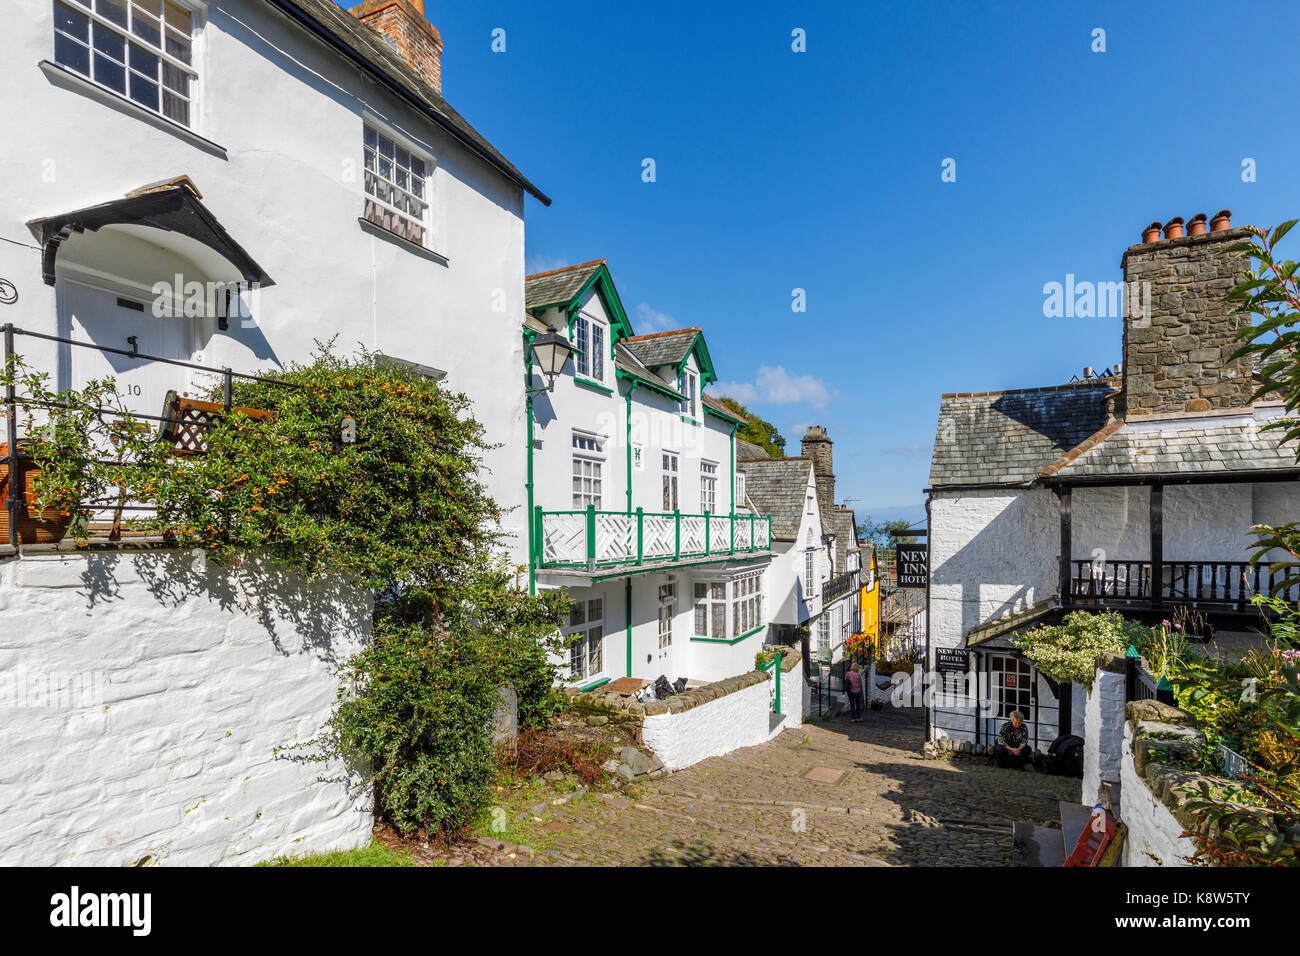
[1081, 662, 1126, 805]
[1119, 720, 1197, 867]
[639, 656, 807, 771]
[0, 549, 372, 866]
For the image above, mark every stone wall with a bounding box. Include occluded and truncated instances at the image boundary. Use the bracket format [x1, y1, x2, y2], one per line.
[1119, 228, 1254, 417]
[1082, 654, 1128, 805]
[580, 648, 807, 772]
[0, 549, 373, 866]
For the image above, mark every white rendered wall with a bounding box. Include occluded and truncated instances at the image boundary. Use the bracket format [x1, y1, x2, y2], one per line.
[1082, 667, 1126, 805]
[640, 666, 800, 771]
[0, 550, 372, 866]
[1120, 722, 1197, 867]
[929, 488, 1059, 656]
[2, 0, 530, 563]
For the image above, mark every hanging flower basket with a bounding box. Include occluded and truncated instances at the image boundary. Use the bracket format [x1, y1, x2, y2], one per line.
[0, 442, 74, 545]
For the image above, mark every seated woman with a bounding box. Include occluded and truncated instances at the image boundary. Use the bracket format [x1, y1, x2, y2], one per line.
[994, 711, 1033, 769]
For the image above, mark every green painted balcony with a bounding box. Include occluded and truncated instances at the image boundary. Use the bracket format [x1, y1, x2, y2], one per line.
[534, 506, 772, 572]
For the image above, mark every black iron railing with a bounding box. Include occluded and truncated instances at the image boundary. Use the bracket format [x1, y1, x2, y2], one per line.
[823, 569, 859, 603]
[1, 322, 296, 547]
[1070, 558, 1295, 611]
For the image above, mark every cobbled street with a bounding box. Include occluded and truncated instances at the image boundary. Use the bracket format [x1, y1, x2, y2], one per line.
[488, 706, 1079, 866]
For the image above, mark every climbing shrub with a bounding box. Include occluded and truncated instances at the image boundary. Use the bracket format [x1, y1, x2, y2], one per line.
[1012, 610, 1150, 686]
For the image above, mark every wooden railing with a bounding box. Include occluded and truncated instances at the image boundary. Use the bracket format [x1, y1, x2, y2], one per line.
[1070, 559, 1298, 611]
[534, 505, 772, 570]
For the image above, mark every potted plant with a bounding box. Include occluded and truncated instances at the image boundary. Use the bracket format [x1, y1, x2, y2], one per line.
[0, 440, 73, 544]
[0, 358, 162, 544]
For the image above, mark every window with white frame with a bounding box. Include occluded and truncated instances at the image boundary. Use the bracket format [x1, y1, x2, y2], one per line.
[735, 471, 745, 506]
[662, 451, 679, 511]
[678, 369, 699, 420]
[804, 548, 817, 597]
[731, 573, 762, 637]
[53, 0, 197, 127]
[364, 124, 430, 247]
[693, 577, 763, 639]
[693, 582, 727, 639]
[565, 597, 604, 681]
[572, 313, 606, 382]
[700, 460, 717, 514]
[572, 432, 604, 509]
[658, 583, 675, 649]
[816, 615, 830, 658]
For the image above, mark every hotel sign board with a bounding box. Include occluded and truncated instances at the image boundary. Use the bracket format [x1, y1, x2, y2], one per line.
[896, 543, 928, 588]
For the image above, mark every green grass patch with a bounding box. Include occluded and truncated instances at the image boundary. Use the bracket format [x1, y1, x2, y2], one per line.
[258, 840, 420, 867]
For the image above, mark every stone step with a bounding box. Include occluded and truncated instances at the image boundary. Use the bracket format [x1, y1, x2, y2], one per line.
[1012, 821, 1065, 867]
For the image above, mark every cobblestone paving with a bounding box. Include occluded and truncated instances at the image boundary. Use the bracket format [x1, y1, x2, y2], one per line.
[492, 707, 1079, 866]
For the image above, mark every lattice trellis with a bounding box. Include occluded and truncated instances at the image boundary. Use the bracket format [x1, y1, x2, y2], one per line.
[642, 515, 674, 559]
[680, 516, 705, 554]
[541, 512, 586, 564]
[595, 513, 634, 563]
[735, 522, 752, 549]
[709, 516, 729, 551]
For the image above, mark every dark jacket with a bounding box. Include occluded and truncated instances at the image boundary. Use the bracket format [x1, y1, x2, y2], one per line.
[996, 720, 1029, 750]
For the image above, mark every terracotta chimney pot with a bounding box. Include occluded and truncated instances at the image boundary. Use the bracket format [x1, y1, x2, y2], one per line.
[1141, 221, 1162, 243]
[1211, 209, 1232, 232]
[1163, 217, 1185, 240]
[1187, 213, 1208, 237]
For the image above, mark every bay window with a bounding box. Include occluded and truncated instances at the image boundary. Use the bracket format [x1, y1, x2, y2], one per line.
[693, 576, 764, 640]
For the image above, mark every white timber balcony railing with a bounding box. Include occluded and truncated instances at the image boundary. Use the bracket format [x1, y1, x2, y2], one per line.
[534, 506, 772, 571]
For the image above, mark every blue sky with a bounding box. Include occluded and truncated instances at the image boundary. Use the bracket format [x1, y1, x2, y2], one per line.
[338, 0, 1300, 526]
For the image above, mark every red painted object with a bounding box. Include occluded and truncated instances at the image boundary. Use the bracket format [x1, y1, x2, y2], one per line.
[1064, 806, 1116, 867]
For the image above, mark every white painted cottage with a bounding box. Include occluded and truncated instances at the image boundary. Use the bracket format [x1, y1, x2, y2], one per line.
[0, 0, 547, 864]
[925, 212, 1300, 751]
[2, 0, 547, 559]
[523, 260, 781, 688]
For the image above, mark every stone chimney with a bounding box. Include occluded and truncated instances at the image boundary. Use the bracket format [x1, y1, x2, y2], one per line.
[349, 0, 443, 94]
[1119, 214, 1254, 417]
[801, 425, 835, 520]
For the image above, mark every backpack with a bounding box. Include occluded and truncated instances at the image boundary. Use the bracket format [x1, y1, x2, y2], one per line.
[1040, 734, 1085, 777]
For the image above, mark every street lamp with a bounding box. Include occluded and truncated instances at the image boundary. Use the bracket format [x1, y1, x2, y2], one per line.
[527, 331, 578, 393]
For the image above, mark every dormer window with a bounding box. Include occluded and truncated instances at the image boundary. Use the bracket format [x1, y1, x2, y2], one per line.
[573, 313, 606, 382]
[678, 369, 699, 420]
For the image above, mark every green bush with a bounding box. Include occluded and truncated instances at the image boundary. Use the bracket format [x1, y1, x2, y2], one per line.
[1013, 610, 1150, 686]
[329, 622, 504, 836]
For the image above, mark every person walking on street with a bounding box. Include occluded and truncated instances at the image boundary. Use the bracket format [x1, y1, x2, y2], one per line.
[845, 663, 864, 722]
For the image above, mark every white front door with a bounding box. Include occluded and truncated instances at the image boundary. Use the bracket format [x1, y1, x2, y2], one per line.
[657, 582, 677, 679]
[59, 277, 199, 418]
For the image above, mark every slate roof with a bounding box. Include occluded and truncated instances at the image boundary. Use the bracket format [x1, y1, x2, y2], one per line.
[614, 343, 684, 398]
[524, 260, 605, 310]
[622, 328, 700, 370]
[929, 381, 1118, 487]
[278, 0, 548, 204]
[736, 439, 769, 461]
[1040, 410, 1300, 481]
[737, 457, 814, 541]
[702, 393, 744, 423]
